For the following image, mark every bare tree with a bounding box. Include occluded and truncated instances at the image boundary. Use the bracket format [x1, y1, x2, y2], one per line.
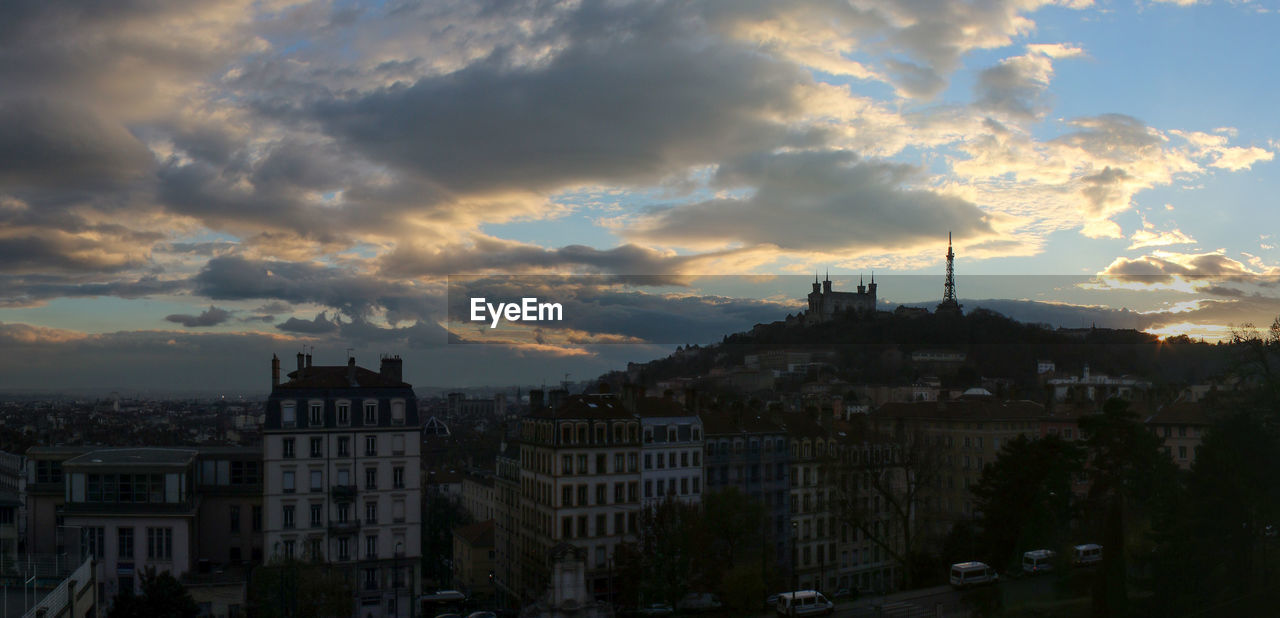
[831, 426, 944, 590]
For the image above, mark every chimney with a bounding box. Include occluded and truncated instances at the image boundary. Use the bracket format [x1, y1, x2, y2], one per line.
[549, 388, 568, 410]
[529, 389, 544, 411]
[380, 355, 403, 383]
[296, 352, 304, 375]
[306, 353, 313, 368]
[347, 356, 357, 385]
[271, 354, 280, 388]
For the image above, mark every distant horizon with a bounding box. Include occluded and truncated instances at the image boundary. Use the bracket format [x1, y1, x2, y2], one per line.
[2, 1, 1275, 391]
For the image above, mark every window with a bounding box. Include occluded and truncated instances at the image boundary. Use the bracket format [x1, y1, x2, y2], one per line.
[614, 483, 624, 503]
[657, 479, 665, 495]
[282, 402, 296, 427]
[644, 454, 652, 469]
[366, 535, 378, 559]
[562, 486, 573, 507]
[230, 505, 241, 533]
[364, 568, 378, 591]
[393, 435, 405, 455]
[364, 401, 378, 424]
[393, 499, 405, 523]
[309, 403, 322, 426]
[338, 437, 350, 456]
[645, 480, 653, 498]
[391, 401, 405, 425]
[692, 478, 700, 494]
[577, 454, 588, 474]
[680, 477, 689, 494]
[393, 467, 404, 489]
[338, 538, 350, 561]
[615, 453, 625, 472]
[562, 517, 573, 539]
[282, 438, 295, 459]
[85, 526, 105, 558]
[365, 435, 377, 456]
[310, 438, 323, 458]
[283, 505, 295, 529]
[118, 527, 134, 560]
[147, 527, 173, 560]
[596, 484, 606, 505]
[562, 455, 573, 474]
[282, 540, 295, 559]
[681, 452, 689, 467]
[310, 470, 323, 492]
[283, 471, 295, 493]
[365, 467, 378, 490]
[577, 484, 587, 506]
[253, 506, 263, 532]
[596, 454, 607, 473]
[1179, 445, 1188, 458]
[308, 538, 321, 560]
[366, 502, 378, 524]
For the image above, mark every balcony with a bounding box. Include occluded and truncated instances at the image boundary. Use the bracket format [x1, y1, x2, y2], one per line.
[330, 485, 357, 502]
[329, 520, 361, 535]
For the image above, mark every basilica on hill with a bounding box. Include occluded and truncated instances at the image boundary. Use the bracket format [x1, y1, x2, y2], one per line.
[798, 233, 961, 325]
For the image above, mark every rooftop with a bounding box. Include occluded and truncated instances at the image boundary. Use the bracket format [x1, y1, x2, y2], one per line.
[64, 448, 198, 468]
[278, 364, 410, 390]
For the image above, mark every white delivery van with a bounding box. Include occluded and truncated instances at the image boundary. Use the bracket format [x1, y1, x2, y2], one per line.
[775, 590, 834, 616]
[950, 562, 999, 589]
[1073, 544, 1103, 566]
[1022, 549, 1056, 574]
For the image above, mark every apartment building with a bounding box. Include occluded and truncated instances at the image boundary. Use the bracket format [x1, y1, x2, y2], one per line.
[701, 411, 790, 569]
[781, 414, 840, 592]
[492, 440, 522, 608]
[263, 353, 421, 618]
[638, 397, 704, 507]
[1145, 400, 1213, 470]
[60, 448, 199, 600]
[513, 392, 641, 605]
[873, 391, 1045, 533]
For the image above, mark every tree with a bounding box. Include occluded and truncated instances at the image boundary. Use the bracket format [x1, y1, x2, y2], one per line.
[832, 428, 943, 590]
[249, 557, 354, 618]
[970, 434, 1085, 570]
[107, 568, 199, 618]
[616, 496, 702, 606]
[1078, 398, 1179, 617]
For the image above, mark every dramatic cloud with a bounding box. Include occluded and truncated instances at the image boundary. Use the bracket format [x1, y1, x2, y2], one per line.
[276, 312, 342, 334]
[1100, 250, 1280, 285]
[973, 44, 1083, 121]
[624, 150, 996, 253]
[164, 305, 233, 328]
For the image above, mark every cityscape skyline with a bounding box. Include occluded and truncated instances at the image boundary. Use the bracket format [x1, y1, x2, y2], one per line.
[2, 0, 1277, 391]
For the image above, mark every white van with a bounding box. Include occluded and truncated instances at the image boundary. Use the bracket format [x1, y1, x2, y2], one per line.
[775, 590, 834, 616]
[1022, 549, 1056, 574]
[1073, 544, 1102, 566]
[950, 562, 999, 589]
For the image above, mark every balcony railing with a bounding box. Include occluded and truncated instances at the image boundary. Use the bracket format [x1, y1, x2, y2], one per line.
[328, 520, 361, 535]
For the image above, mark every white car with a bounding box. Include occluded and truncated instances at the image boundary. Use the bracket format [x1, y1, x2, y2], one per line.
[775, 590, 834, 616]
[950, 562, 999, 589]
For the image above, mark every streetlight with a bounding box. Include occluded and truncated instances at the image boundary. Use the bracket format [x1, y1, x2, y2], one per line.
[790, 520, 798, 618]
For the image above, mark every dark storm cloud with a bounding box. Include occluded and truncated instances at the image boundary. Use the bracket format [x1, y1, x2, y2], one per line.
[276, 312, 341, 334]
[379, 238, 699, 281]
[192, 256, 438, 322]
[306, 2, 821, 195]
[164, 305, 233, 328]
[0, 99, 153, 189]
[626, 150, 994, 251]
[0, 274, 185, 308]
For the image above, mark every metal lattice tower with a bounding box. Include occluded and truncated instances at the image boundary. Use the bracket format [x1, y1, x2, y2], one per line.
[943, 231, 957, 303]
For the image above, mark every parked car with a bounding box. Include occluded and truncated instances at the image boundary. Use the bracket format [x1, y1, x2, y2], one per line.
[677, 592, 723, 612]
[1074, 544, 1103, 566]
[1022, 549, 1057, 574]
[831, 587, 856, 600]
[775, 590, 834, 616]
[765, 593, 782, 609]
[949, 562, 1000, 589]
[637, 603, 675, 616]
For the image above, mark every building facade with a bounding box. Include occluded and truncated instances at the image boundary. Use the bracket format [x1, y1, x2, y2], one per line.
[638, 400, 704, 507]
[701, 411, 790, 571]
[263, 353, 422, 618]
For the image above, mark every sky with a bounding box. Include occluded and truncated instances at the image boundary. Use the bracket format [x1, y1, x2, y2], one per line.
[1, 0, 1277, 392]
